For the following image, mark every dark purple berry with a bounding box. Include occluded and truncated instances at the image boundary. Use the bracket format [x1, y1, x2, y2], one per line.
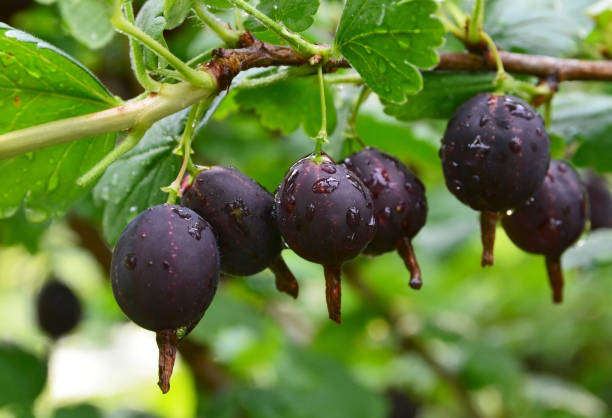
[343, 147, 427, 289]
[182, 166, 298, 298]
[440, 93, 550, 266]
[502, 160, 587, 303]
[276, 153, 375, 323]
[111, 204, 220, 393]
[36, 280, 82, 339]
[584, 171, 612, 230]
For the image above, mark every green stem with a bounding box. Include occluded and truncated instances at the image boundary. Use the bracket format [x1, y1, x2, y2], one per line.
[77, 127, 147, 187]
[468, 0, 486, 45]
[111, 3, 216, 89]
[164, 100, 210, 202]
[345, 86, 370, 148]
[323, 72, 363, 85]
[186, 47, 218, 67]
[193, 2, 242, 47]
[124, 2, 160, 92]
[227, 0, 329, 59]
[438, 13, 465, 40]
[0, 82, 214, 160]
[234, 8, 245, 31]
[443, 1, 467, 28]
[314, 65, 327, 154]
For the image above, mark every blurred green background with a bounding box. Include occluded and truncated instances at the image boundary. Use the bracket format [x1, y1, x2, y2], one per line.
[2, 0, 612, 417]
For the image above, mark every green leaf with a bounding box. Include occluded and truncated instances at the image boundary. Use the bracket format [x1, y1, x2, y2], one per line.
[234, 77, 336, 137]
[0, 343, 47, 410]
[244, 0, 320, 33]
[0, 208, 50, 253]
[136, 0, 170, 70]
[204, 0, 233, 8]
[485, 0, 593, 57]
[383, 72, 495, 121]
[93, 111, 186, 245]
[0, 25, 117, 221]
[334, 0, 445, 104]
[164, 0, 194, 30]
[52, 404, 103, 418]
[58, 0, 115, 49]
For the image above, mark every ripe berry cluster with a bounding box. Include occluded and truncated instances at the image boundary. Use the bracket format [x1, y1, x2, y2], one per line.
[110, 147, 428, 392]
[110, 93, 610, 393]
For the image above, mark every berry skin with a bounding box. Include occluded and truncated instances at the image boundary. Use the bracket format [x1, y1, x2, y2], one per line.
[182, 166, 298, 298]
[111, 204, 219, 393]
[584, 171, 612, 230]
[36, 280, 82, 339]
[440, 93, 550, 266]
[276, 153, 375, 323]
[343, 147, 427, 289]
[502, 160, 587, 303]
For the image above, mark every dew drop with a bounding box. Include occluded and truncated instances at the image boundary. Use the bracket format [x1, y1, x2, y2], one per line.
[162, 261, 170, 270]
[479, 114, 490, 127]
[140, 233, 147, 239]
[188, 222, 204, 240]
[346, 207, 360, 228]
[124, 253, 137, 270]
[305, 202, 316, 221]
[312, 177, 339, 194]
[171, 207, 192, 219]
[320, 164, 337, 174]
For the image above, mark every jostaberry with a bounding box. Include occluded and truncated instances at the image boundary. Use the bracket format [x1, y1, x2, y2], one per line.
[502, 160, 587, 303]
[440, 93, 550, 266]
[111, 204, 219, 393]
[182, 166, 299, 297]
[343, 147, 427, 289]
[584, 171, 612, 230]
[36, 280, 82, 339]
[276, 153, 375, 323]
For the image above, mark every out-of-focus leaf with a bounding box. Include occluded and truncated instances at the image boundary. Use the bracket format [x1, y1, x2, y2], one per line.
[245, 0, 320, 32]
[383, 72, 495, 121]
[93, 111, 186, 246]
[0, 343, 47, 410]
[525, 374, 606, 418]
[52, 404, 103, 418]
[564, 229, 612, 269]
[334, 0, 444, 103]
[164, 0, 193, 30]
[0, 24, 116, 222]
[0, 208, 50, 253]
[485, 0, 593, 56]
[550, 92, 612, 170]
[234, 77, 337, 137]
[58, 0, 114, 49]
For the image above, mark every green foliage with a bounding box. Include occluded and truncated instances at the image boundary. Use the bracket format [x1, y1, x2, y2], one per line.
[0, 343, 47, 412]
[234, 77, 337, 137]
[485, 0, 593, 56]
[383, 72, 496, 121]
[245, 0, 320, 32]
[57, 0, 114, 49]
[334, 0, 445, 103]
[93, 111, 186, 245]
[136, 0, 171, 70]
[0, 24, 116, 221]
[164, 0, 194, 30]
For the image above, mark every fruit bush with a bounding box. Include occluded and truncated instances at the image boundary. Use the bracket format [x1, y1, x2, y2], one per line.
[2, 0, 612, 417]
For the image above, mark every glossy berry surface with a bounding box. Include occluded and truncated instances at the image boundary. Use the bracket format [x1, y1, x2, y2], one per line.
[440, 93, 550, 212]
[182, 166, 282, 276]
[276, 153, 375, 323]
[502, 160, 587, 302]
[36, 280, 82, 339]
[343, 147, 427, 289]
[344, 147, 427, 254]
[584, 171, 612, 230]
[111, 204, 219, 332]
[276, 153, 375, 266]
